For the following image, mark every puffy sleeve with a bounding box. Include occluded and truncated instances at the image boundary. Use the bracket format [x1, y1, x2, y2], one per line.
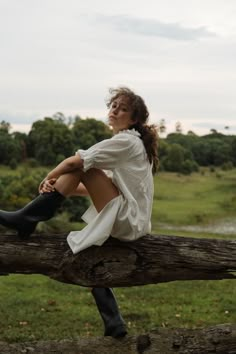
[76, 133, 137, 172]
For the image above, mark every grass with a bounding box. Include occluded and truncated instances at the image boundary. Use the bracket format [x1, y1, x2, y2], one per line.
[152, 168, 236, 229]
[0, 166, 236, 342]
[0, 276, 235, 342]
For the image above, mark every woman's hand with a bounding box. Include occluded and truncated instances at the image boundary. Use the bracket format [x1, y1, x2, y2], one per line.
[39, 178, 57, 194]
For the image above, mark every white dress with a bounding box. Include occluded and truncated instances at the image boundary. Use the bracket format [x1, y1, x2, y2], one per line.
[67, 129, 154, 254]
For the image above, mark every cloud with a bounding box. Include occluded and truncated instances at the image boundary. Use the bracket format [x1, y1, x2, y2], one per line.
[95, 14, 216, 41]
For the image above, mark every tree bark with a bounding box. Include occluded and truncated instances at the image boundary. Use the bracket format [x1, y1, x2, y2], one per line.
[0, 233, 235, 287]
[0, 324, 235, 353]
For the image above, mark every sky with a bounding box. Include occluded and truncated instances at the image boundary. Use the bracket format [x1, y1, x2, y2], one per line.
[0, 0, 236, 136]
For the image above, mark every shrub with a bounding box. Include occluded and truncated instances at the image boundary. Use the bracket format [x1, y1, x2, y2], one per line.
[221, 161, 234, 171]
[63, 196, 89, 222]
[9, 158, 17, 170]
[26, 158, 39, 168]
[180, 160, 199, 175]
[209, 166, 215, 173]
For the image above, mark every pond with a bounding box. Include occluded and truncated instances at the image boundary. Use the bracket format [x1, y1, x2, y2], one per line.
[159, 217, 236, 236]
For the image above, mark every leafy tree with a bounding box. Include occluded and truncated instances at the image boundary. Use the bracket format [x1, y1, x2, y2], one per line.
[187, 130, 197, 136]
[158, 139, 169, 158]
[158, 119, 166, 136]
[231, 137, 236, 166]
[0, 127, 22, 165]
[166, 133, 196, 159]
[9, 158, 17, 170]
[12, 132, 28, 160]
[157, 139, 169, 170]
[0, 120, 11, 133]
[52, 112, 66, 122]
[201, 137, 231, 166]
[1, 114, 235, 173]
[166, 131, 234, 168]
[162, 143, 199, 174]
[181, 159, 199, 175]
[191, 140, 211, 166]
[28, 117, 74, 165]
[162, 143, 185, 172]
[71, 118, 112, 150]
[175, 121, 183, 134]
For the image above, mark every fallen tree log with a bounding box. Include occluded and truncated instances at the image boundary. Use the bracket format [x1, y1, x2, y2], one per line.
[0, 233, 235, 287]
[1, 234, 235, 352]
[0, 324, 235, 353]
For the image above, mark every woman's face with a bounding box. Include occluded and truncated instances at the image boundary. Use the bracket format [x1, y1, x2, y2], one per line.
[108, 95, 135, 133]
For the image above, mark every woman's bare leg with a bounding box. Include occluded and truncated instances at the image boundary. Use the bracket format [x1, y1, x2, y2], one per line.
[53, 168, 119, 213]
[81, 169, 119, 212]
[52, 170, 83, 197]
[54, 170, 126, 337]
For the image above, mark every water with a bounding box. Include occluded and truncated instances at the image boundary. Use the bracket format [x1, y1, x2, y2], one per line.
[159, 217, 236, 235]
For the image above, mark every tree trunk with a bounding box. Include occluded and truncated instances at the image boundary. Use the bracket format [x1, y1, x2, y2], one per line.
[0, 233, 235, 287]
[0, 324, 235, 353]
[1, 233, 235, 352]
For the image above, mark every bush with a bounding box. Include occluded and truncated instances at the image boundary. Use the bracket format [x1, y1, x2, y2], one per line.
[215, 172, 222, 179]
[0, 167, 89, 226]
[63, 196, 89, 222]
[221, 161, 234, 171]
[9, 158, 17, 170]
[26, 158, 39, 168]
[162, 144, 185, 172]
[200, 169, 205, 176]
[179, 160, 199, 175]
[209, 166, 215, 173]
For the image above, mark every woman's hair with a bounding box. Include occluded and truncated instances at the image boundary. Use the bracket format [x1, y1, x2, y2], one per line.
[106, 87, 159, 174]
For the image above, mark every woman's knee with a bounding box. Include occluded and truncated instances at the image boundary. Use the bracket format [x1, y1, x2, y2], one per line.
[54, 170, 84, 195]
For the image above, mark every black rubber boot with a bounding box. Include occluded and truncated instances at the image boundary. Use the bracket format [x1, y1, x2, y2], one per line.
[91, 288, 127, 338]
[0, 190, 65, 239]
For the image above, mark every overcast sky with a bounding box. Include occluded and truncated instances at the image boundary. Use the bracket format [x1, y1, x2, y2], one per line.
[0, 0, 235, 135]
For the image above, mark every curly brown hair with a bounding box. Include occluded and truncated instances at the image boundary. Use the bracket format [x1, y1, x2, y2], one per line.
[106, 87, 159, 174]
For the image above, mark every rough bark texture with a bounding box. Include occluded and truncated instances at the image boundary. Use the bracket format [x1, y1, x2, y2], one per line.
[1, 234, 236, 352]
[0, 324, 235, 353]
[0, 233, 235, 287]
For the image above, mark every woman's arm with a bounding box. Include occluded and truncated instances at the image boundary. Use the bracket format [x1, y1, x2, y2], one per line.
[39, 155, 84, 193]
[46, 155, 84, 179]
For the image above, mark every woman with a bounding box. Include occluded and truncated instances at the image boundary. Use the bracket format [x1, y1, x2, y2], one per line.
[0, 87, 158, 338]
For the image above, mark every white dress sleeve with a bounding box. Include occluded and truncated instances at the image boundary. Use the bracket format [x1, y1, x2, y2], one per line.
[76, 133, 137, 172]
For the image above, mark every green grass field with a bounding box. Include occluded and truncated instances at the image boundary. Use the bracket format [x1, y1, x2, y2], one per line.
[0, 167, 235, 342]
[152, 168, 236, 229]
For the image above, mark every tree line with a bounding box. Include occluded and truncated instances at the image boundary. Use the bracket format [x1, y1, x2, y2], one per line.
[0, 114, 112, 168]
[1, 114, 236, 174]
[159, 130, 236, 174]
[0, 115, 235, 223]
[0, 114, 112, 221]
